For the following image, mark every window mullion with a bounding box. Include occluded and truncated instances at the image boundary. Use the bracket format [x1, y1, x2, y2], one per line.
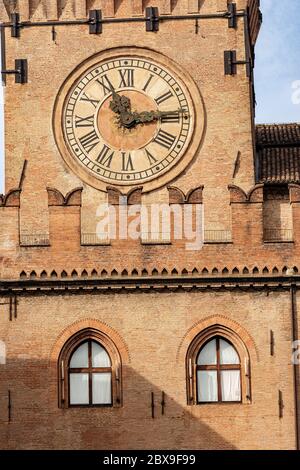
[88, 340, 93, 405]
[216, 337, 222, 402]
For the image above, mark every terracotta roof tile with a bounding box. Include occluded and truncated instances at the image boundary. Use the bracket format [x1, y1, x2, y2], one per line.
[256, 123, 300, 183]
[256, 123, 300, 146]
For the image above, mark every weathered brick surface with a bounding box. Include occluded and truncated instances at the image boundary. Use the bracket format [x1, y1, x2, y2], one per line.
[0, 291, 297, 449]
[0, 0, 298, 450]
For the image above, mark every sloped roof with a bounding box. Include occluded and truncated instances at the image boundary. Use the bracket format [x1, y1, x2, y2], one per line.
[256, 123, 300, 184]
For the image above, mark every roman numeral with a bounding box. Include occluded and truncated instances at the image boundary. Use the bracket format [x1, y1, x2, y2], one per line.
[96, 144, 114, 168]
[119, 69, 134, 88]
[80, 93, 100, 109]
[122, 152, 134, 171]
[154, 129, 176, 149]
[96, 74, 115, 95]
[79, 130, 99, 153]
[161, 113, 180, 123]
[155, 90, 173, 106]
[145, 149, 158, 166]
[143, 74, 154, 92]
[75, 115, 94, 128]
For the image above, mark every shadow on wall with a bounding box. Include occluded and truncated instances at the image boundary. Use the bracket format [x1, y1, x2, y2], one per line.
[0, 358, 236, 450]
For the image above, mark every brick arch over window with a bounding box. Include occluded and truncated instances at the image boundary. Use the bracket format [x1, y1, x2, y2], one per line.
[186, 325, 252, 405]
[50, 318, 130, 365]
[58, 328, 122, 408]
[176, 315, 259, 363]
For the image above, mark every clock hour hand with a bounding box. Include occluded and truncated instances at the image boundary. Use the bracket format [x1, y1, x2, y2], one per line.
[109, 90, 132, 115]
[119, 112, 136, 128]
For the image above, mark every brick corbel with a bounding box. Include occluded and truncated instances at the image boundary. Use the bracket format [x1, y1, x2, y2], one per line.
[168, 186, 204, 204]
[0, 188, 21, 207]
[47, 187, 83, 206]
[107, 186, 143, 205]
[228, 184, 264, 204]
[127, 187, 142, 205]
[289, 184, 300, 203]
[186, 186, 204, 204]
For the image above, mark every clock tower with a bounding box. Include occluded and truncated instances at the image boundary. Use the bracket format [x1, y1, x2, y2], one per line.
[1, 0, 300, 451]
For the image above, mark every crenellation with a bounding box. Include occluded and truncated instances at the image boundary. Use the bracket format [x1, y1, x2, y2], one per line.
[131, 0, 143, 16]
[29, 0, 46, 20]
[19, 0, 30, 20]
[1, 183, 299, 257]
[0, 1, 11, 20]
[45, 0, 58, 20]
[159, 1, 172, 15]
[58, 0, 75, 19]
[0, 1, 257, 21]
[75, 0, 86, 18]
[51, 0, 253, 20]
[188, 0, 200, 13]
[97, 0, 115, 17]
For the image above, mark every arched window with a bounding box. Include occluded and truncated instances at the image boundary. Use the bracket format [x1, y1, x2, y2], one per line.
[69, 340, 112, 406]
[186, 329, 251, 405]
[196, 337, 241, 403]
[58, 329, 122, 408]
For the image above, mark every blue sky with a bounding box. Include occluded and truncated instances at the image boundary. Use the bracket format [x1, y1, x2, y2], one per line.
[255, 0, 300, 123]
[0, 0, 299, 193]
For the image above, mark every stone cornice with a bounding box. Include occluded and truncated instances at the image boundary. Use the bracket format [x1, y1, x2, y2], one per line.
[0, 275, 299, 295]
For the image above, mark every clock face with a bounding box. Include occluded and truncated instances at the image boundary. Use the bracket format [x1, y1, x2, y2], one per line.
[54, 49, 204, 190]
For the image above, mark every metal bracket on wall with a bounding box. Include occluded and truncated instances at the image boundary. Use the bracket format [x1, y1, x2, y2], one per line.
[1, 59, 28, 84]
[278, 390, 284, 418]
[224, 50, 250, 76]
[228, 3, 237, 28]
[8, 390, 12, 422]
[0, 296, 18, 320]
[151, 392, 155, 418]
[146, 7, 159, 32]
[161, 391, 165, 415]
[11, 12, 20, 37]
[9, 11, 104, 37]
[270, 329, 275, 356]
[89, 10, 102, 34]
[3, 7, 245, 38]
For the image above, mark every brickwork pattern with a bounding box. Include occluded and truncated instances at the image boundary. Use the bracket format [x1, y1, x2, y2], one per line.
[0, 0, 298, 451]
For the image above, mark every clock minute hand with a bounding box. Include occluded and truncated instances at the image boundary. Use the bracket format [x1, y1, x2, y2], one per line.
[133, 109, 187, 125]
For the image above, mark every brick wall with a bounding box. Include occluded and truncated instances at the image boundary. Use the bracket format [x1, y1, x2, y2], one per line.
[0, 290, 297, 450]
[1, 0, 299, 451]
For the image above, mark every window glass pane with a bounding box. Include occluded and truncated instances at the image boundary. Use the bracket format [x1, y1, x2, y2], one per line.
[69, 373, 89, 404]
[197, 370, 218, 402]
[221, 370, 241, 402]
[197, 339, 217, 365]
[70, 342, 88, 368]
[219, 339, 240, 365]
[92, 373, 112, 404]
[92, 341, 111, 367]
